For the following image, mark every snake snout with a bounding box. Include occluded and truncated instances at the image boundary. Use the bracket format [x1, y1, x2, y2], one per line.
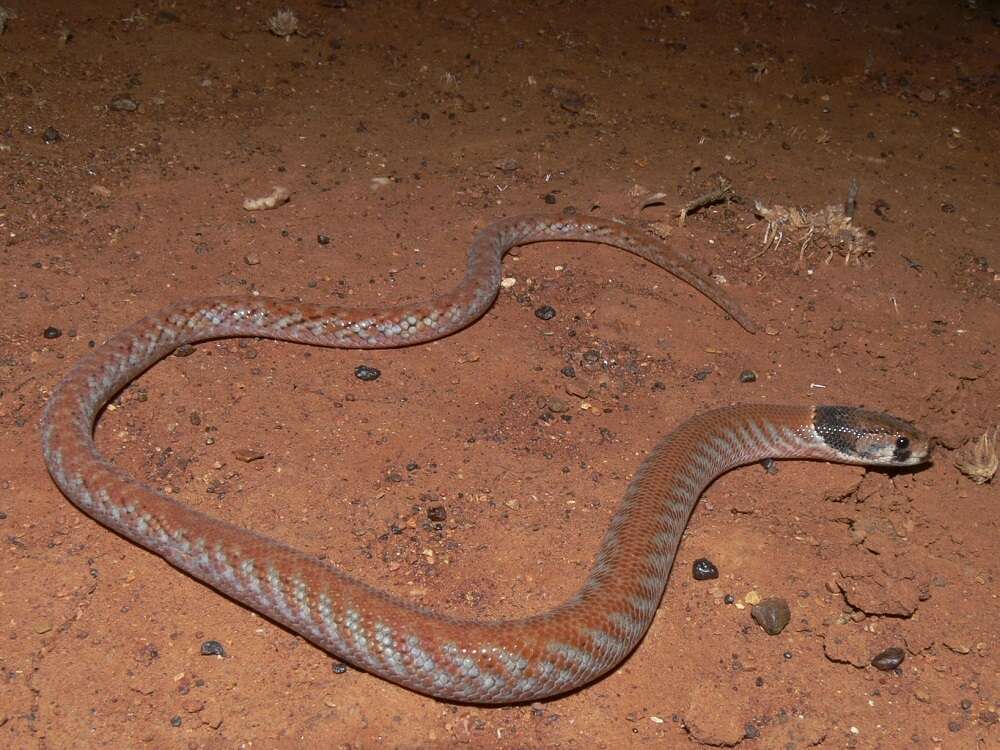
[814, 406, 932, 467]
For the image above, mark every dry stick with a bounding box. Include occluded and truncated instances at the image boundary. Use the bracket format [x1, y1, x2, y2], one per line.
[844, 177, 860, 220]
[678, 180, 734, 226]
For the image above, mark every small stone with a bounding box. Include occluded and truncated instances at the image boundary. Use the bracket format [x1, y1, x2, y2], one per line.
[692, 558, 719, 580]
[547, 398, 568, 413]
[42, 127, 62, 143]
[534, 305, 556, 320]
[244, 253, 260, 266]
[43, 326, 62, 339]
[559, 96, 584, 113]
[738, 369, 757, 383]
[560, 366, 576, 378]
[871, 646, 905, 671]
[354, 365, 381, 381]
[751, 598, 791, 635]
[543, 192, 557, 204]
[234, 448, 265, 463]
[317, 234, 331, 245]
[427, 505, 447, 523]
[110, 96, 138, 111]
[174, 344, 196, 357]
[331, 661, 349, 674]
[947, 720, 961, 732]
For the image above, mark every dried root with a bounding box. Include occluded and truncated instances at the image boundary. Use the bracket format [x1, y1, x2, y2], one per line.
[243, 186, 291, 211]
[955, 427, 999, 485]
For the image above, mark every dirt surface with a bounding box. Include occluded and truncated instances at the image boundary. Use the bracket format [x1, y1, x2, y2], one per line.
[2, 1, 998, 748]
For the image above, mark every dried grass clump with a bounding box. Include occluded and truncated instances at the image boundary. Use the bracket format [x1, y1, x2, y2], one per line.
[754, 201, 874, 265]
[267, 8, 299, 39]
[955, 427, 998, 485]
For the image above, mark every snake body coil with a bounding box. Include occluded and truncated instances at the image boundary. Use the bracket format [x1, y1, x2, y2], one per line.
[41, 215, 929, 703]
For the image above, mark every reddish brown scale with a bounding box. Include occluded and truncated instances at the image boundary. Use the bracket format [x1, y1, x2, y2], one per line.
[40, 215, 928, 703]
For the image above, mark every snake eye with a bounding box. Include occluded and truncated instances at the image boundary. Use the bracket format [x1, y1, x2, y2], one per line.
[895, 436, 910, 450]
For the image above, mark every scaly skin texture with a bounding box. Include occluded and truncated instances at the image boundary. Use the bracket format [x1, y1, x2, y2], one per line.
[40, 215, 929, 703]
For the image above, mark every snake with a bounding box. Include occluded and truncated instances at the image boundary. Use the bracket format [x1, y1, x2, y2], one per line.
[40, 214, 931, 703]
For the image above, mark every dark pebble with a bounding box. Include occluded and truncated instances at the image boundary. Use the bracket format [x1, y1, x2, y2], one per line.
[173, 344, 196, 357]
[559, 96, 584, 113]
[581, 349, 601, 365]
[940, 203, 956, 213]
[317, 234, 331, 245]
[200, 640, 226, 657]
[783, 651, 793, 659]
[43, 326, 62, 339]
[332, 660, 349, 674]
[724, 594, 735, 604]
[42, 127, 62, 143]
[692, 558, 719, 580]
[170, 716, 182, 727]
[744, 725, 760, 739]
[980, 710, 997, 725]
[354, 365, 381, 381]
[560, 366, 576, 378]
[427, 505, 447, 522]
[406, 462, 419, 471]
[534, 305, 556, 321]
[738, 369, 757, 383]
[543, 192, 557, 204]
[760, 457, 778, 474]
[948, 721, 961, 732]
[693, 369, 711, 381]
[751, 598, 791, 635]
[960, 699, 972, 710]
[871, 646, 905, 671]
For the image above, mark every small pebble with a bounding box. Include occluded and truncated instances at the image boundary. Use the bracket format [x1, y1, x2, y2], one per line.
[234, 448, 265, 463]
[547, 398, 568, 413]
[354, 365, 381, 381]
[173, 344, 196, 357]
[534, 305, 556, 320]
[43, 326, 62, 339]
[560, 366, 576, 378]
[738, 369, 757, 383]
[200, 640, 226, 657]
[427, 505, 447, 523]
[692, 558, 719, 580]
[871, 646, 906, 671]
[110, 96, 138, 111]
[751, 598, 791, 635]
[331, 661, 349, 674]
[543, 192, 557, 204]
[42, 126, 62, 143]
[581, 350, 601, 365]
[244, 253, 260, 266]
[317, 234, 331, 245]
[170, 716, 182, 727]
[724, 594, 735, 604]
[947, 721, 961, 732]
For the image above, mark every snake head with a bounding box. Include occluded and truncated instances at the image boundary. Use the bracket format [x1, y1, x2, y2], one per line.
[814, 406, 931, 467]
